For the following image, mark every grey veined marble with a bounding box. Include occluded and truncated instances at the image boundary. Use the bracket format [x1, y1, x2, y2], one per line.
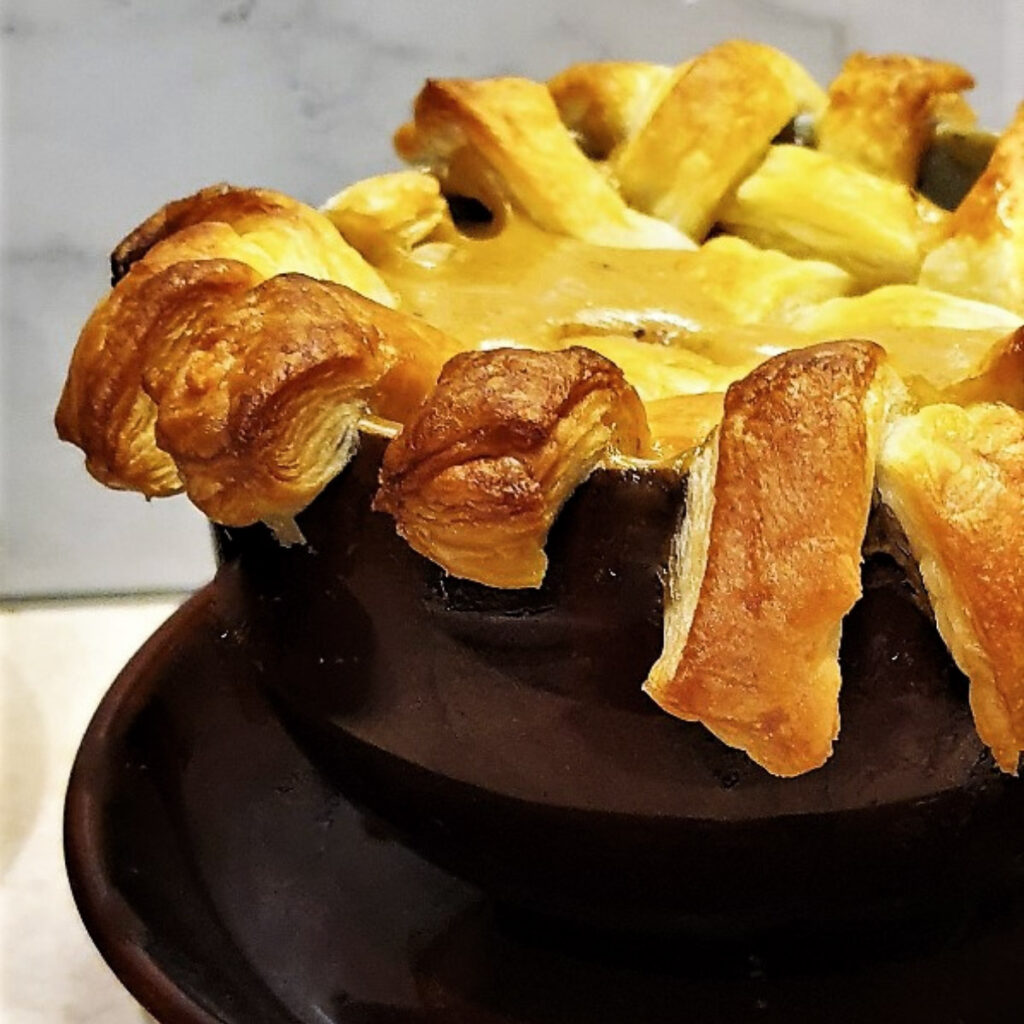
[1, 0, 1018, 596]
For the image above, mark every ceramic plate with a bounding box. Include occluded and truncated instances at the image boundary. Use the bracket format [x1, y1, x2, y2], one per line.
[66, 585, 1024, 1023]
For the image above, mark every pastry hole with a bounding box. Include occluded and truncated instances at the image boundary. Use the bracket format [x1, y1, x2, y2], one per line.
[772, 113, 815, 148]
[917, 131, 995, 211]
[572, 132, 611, 162]
[445, 194, 501, 239]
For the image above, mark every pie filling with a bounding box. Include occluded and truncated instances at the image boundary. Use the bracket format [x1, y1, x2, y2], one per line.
[56, 42, 1024, 776]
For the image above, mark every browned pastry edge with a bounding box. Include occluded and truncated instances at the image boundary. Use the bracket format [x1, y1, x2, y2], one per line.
[878, 403, 1024, 774]
[57, 183, 462, 523]
[816, 52, 974, 183]
[948, 324, 1024, 407]
[645, 340, 895, 776]
[947, 102, 1024, 241]
[55, 250, 264, 496]
[546, 60, 674, 160]
[918, 104, 1024, 312]
[110, 184, 299, 283]
[374, 347, 652, 588]
[139, 268, 387, 526]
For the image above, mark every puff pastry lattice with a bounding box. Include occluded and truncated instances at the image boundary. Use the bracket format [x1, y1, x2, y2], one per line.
[57, 42, 1024, 776]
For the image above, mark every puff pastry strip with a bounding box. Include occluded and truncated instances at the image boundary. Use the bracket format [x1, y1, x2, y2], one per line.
[375, 347, 651, 588]
[56, 186, 397, 496]
[56, 187, 464, 526]
[556, 334, 745, 405]
[320, 171, 453, 263]
[816, 52, 974, 183]
[394, 76, 692, 249]
[57, 223, 281, 496]
[613, 40, 826, 240]
[547, 60, 675, 159]
[719, 144, 949, 287]
[110, 184, 394, 304]
[61, 254, 460, 529]
[920, 103, 1024, 314]
[877, 403, 1024, 773]
[681, 236, 853, 323]
[786, 283, 1020, 334]
[644, 341, 903, 776]
[784, 286, 1024, 406]
[142, 266, 460, 528]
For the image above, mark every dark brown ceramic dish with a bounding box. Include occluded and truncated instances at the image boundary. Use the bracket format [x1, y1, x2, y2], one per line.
[65, 127, 1020, 1018]
[64, 581, 1024, 1023]
[206, 434, 1024, 934]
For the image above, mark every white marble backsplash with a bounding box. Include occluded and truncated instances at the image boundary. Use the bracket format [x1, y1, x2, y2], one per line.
[1, 0, 1019, 596]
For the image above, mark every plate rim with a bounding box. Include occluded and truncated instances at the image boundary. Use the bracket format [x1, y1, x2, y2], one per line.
[59, 575, 1024, 1022]
[63, 584, 226, 1024]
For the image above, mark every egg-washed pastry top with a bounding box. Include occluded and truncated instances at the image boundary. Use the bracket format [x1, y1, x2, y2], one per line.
[56, 41, 1024, 777]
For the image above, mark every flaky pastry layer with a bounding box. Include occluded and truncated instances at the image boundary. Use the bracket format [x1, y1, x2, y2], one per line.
[374, 347, 651, 588]
[816, 52, 974, 183]
[613, 40, 825, 240]
[920, 104, 1024, 315]
[547, 60, 675, 160]
[644, 341, 903, 776]
[56, 41, 1024, 776]
[395, 76, 690, 249]
[878, 403, 1024, 773]
[56, 186, 463, 526]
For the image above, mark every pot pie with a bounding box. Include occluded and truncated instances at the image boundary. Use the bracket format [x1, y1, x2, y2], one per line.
[57, 41, 1024, 778]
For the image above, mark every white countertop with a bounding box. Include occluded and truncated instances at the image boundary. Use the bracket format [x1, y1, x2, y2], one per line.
[1, 597, 186, 1023]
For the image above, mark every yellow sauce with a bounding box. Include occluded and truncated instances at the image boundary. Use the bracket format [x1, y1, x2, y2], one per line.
[377, 215, 739, 355]
[367, 211, 1022, 456]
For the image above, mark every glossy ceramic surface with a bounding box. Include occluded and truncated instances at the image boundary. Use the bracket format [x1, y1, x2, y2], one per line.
[65, 588, 1024, 1022]
[207, 436, 1024, 932]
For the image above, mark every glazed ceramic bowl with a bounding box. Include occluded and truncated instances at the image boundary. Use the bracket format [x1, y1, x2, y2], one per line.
[203, 129, 1020, 935]
[210, 434, 1024, 934]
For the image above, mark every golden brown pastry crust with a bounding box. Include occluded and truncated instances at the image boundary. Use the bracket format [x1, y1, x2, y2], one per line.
[557, 335, 745, 405]
[920, 104, 1024, 314]
[683, 235, 854, 323]
[109, 183, 395, 304]
[56, 186, 464, 524]
[112, 185, 293, 278]
[878, 403, 1024, 773]
[60, 252, 459, 526]
[644, 341, 898, 776]
[816, 53, 974, 183]
[144, 267, 458, 526]
[945, 103, 1024, 243]
[719, 144, 949, 287]
[375, 347, 651, 588]
[320, 171, 453, 264]
[783, 287, 1024, 406]
[613, 40, 825, 240]
[395, 76, 691, 248]
[57, 185, 401, 494]
[547, 60, 674, 159]
[56, 227, 266, 496]
[951, 326, 1024, 408]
